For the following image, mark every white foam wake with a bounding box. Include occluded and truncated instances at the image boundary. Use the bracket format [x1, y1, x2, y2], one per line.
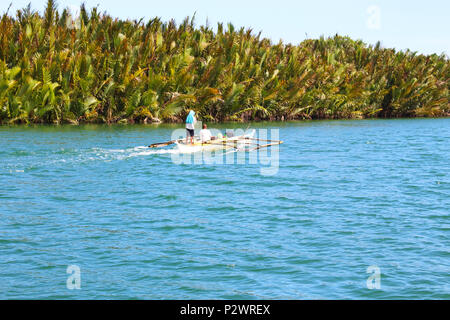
[94, 145, 183, 160]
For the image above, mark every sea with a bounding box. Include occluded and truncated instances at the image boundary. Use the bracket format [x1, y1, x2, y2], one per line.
[1, 119, 449, 299]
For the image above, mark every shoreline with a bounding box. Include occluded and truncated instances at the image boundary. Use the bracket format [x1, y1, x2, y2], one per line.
[1, 116, 449, 127]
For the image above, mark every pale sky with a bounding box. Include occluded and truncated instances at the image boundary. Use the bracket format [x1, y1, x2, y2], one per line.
[4, 0, 449, 55]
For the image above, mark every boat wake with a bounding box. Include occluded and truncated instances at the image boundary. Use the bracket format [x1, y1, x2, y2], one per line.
[5, 129, 270, 172]
[92, 145, 183, 160]
[39, 146, 183, 168]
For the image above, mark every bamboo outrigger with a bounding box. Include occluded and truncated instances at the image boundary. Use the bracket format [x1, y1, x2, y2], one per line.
[148, 132, 283, 153]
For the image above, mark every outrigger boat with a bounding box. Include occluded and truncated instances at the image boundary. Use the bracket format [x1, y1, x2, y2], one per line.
[148, 130, 283, 153]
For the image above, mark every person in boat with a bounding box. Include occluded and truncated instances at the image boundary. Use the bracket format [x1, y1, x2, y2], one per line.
[199, 124, 212, 143]
[185, 110, 196, 144]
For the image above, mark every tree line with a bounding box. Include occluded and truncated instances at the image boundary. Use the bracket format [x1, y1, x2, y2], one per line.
[0, 1, 449, 124]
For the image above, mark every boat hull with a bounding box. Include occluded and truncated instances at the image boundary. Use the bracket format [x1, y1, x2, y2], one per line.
[175, 132, 256, 153]
[176, 138, 238, 153]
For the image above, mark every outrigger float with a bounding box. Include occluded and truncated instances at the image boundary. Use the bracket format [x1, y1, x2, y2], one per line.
[148, 131, 283, 153]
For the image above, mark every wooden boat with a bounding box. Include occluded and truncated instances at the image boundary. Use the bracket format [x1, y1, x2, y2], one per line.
[149, 130, 283, 153]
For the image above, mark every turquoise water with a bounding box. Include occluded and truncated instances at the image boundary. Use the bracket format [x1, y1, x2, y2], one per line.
[1, 119, 449, 299]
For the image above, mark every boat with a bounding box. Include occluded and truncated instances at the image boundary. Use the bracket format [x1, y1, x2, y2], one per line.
[175, 131, 255, 153]
[148, 130, 283, 153]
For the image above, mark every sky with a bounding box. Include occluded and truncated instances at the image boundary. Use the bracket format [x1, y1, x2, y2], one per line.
[4, 0, 449, 55]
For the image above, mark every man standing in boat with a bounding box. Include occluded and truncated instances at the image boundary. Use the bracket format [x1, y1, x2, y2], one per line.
[185, 110, 196, 145]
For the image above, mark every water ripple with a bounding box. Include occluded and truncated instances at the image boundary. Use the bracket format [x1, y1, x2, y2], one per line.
[0, 119, 449, 299]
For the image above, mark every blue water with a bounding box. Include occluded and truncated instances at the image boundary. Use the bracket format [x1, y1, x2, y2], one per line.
[1, 119, 449, 299]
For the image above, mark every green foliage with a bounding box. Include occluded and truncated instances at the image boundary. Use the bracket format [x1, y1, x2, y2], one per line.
[0, 3, 448, 124]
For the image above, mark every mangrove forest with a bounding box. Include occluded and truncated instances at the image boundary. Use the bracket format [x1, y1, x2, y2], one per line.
[0, 0, 449, 124]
